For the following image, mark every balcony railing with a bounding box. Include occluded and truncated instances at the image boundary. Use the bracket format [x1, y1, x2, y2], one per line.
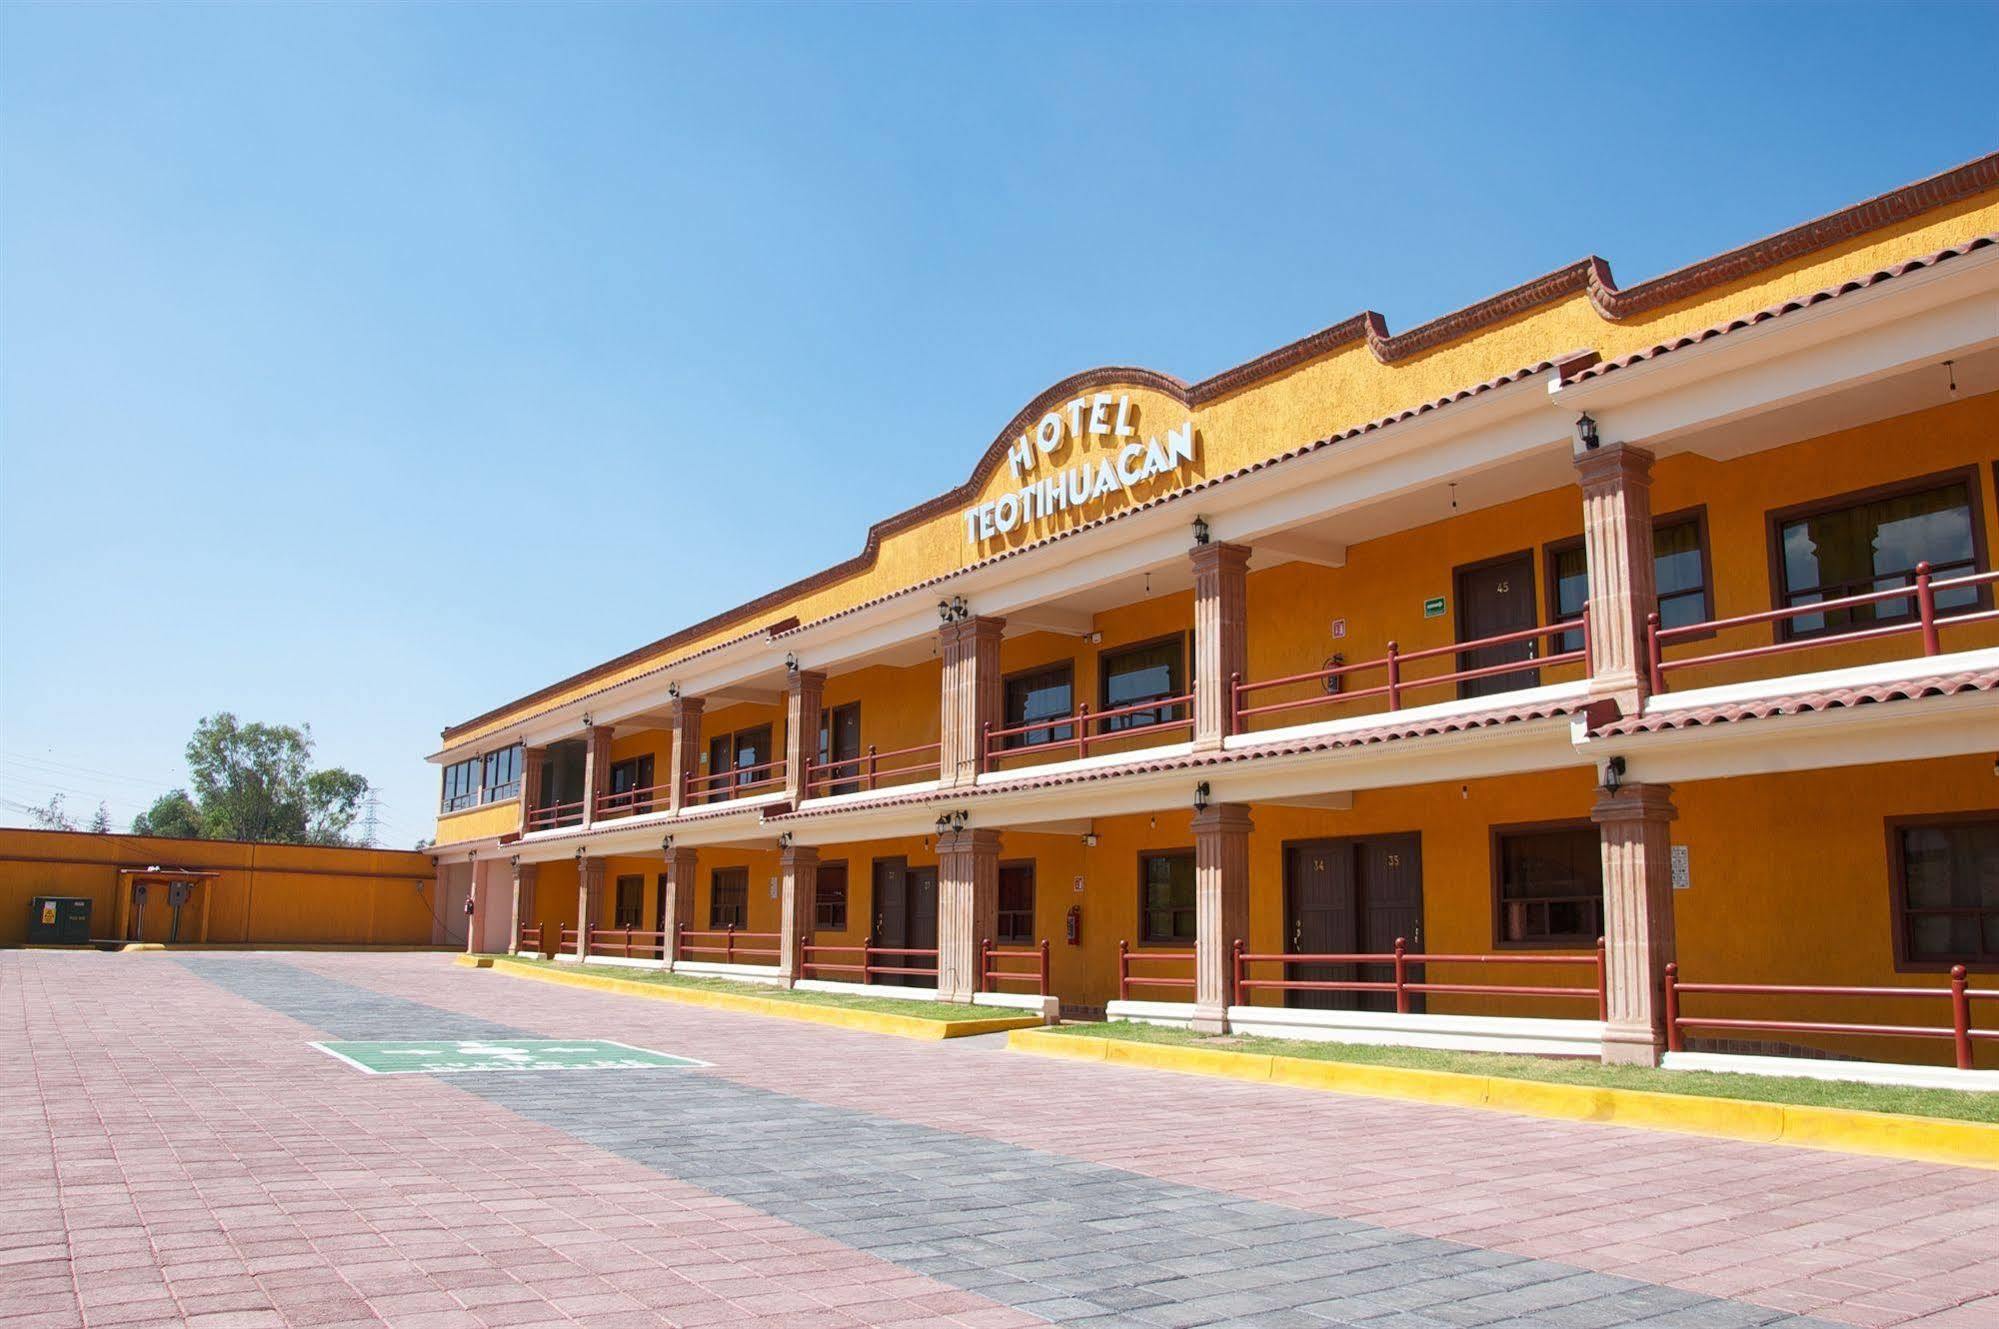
[682, 757, 786, 805]
[596, 782, 671, 819]
[983, 693, 1195, 770]
[1647, 563, 1999, 695]
[800, 935, 939, 986]
[1234, 938, 1605, 1015]
[804, 740, 942, 798]
[1232, 610, 1588, 735]
[1116, 939, 1196, 1001]
[1666, 963, 1997, 1070]
[526, 797, 587, 832]
[981, 938, 1051, 996]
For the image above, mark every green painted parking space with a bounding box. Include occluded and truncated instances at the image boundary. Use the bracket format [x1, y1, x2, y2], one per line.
[311, 1037, 707, 1075]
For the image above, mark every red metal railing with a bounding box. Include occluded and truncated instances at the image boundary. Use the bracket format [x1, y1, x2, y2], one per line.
[1117, 939, 1196, 1001]
[586, 927, 668, 960]
[983, 693, 1195, 769]
[1234, 938, 1606, 1016]
[682, 758, 787, 804]
[526, 798, 587, 831]
[517, 922, 542, 952]
[674, 924, 781, 964]
[800, 934, 940, 985]
[557, 925, 578, 950]
[595, 783, 672, 819]
[1665, 964, 1997, 1070]
[804, 740, 943, 797]
[1232, 611, 1588, 734]
[980, 938, 1051, 995]
[1648, 564, 1999, 695]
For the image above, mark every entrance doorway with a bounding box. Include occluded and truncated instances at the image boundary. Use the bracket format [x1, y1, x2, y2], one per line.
[871, 857, 938, 987]
[1454, 550, 1540, 698]
[1281, 834, 1423, 1012]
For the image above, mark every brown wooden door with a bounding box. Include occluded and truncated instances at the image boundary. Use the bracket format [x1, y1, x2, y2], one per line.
[1283, 835, 1424, 1013]
[823, 703, 862, 794]
[1357, 834, 1423, 1014]
[1454, 551, 1540, 699]
[871, 857, 935, 987]
[1283, 843, 1356, 1011]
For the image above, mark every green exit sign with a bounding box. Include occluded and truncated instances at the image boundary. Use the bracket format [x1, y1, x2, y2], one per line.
[1423, 596, 1446, 618]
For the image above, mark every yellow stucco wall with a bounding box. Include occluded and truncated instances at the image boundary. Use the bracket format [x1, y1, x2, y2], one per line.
[517, 754, 1994, 1066]
[1, 829, 440, 948]
[438, 180, 1999, 758]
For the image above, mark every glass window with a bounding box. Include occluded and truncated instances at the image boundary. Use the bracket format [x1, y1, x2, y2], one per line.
[1003, 665, 1075, 750]
[1139, 851, 1196, 944]
[1777, 479, 1980, 636]
[704, 726, 773, 801]
[1495, 825, 1602, 945]
[613, 875, 643, 928]
[1100, 639, 1187, 733]
[733, 725, 772, 789]
[997, 864, 1035, 945]
[606, 754, 655, 815]
[479, 745, 522, 804]
[440, 758, 479, 813]
[1897, 818, 1999, 966]
[1550, 516, 1711, 651]
[814, 862, 848, 931]
[709, 868, 748, 929]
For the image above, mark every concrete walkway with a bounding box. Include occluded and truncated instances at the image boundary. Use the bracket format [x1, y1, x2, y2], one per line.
[5, 951, 1995, 1328]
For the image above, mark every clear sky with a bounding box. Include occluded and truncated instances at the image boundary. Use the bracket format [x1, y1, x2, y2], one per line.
[2, 2, 1995, 847]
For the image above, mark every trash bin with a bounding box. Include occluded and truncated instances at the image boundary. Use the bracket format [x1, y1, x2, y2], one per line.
[27, 896, 92, 945]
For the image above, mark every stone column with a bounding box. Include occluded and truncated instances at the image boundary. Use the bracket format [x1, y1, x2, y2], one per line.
[935, 828, 1002, 1003]
[580, 725, 614, 828]
[508, 860, 538, 955]
[463, 861, 481, 955]
[784, 670, 826, 803]
[1573, 441, 1658, 718]
[576, 857, 604, 959]
[777, 843, 821, 987]
[518, 746, 546, 830]
[938, 616, 1005, 787]
[667, 697, 704, 815]
[1191, 542, 1251, 751]
[1191, 803, 1254, 1033]
[660, 846, 697, 966]
[1593, 782, 1678, 1065]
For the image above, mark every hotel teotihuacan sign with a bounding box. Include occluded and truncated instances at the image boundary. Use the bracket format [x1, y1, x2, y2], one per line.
[963, 391, 1195, 544]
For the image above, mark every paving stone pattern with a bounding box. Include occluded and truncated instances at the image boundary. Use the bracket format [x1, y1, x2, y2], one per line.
[178, 957, 1836, 1329]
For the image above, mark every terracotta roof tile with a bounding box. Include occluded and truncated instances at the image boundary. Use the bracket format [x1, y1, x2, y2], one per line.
[1593, 667, 1999, 736]
[1568, 235, 1996, 385]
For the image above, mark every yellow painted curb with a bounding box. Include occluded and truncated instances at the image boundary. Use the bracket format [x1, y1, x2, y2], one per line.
[1005, 1030, 1999, 1170]
[454, 954, 494, 969]
[486, 957, 1044, 1041]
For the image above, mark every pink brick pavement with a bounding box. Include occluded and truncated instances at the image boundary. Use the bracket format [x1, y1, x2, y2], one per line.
[289, 951, 1999, 1329]
[1, 951, 1041, 1329]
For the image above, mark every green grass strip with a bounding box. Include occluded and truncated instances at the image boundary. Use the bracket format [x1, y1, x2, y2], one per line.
[497, 955, 995, 1023]
[1046, 1019, 1999, 1124]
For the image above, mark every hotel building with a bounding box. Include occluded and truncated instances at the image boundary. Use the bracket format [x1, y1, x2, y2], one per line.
[430, 154, 1999, 1083]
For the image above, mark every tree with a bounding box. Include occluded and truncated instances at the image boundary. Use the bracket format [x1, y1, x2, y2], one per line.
[131, 790, 204, 839]
[27, 793, 76, 831]
[132, 713, 373, 846]
[87, 803, 111, 834]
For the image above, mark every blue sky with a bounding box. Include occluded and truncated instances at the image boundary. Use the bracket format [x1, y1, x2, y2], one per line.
[3, 2, 1995, 847]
